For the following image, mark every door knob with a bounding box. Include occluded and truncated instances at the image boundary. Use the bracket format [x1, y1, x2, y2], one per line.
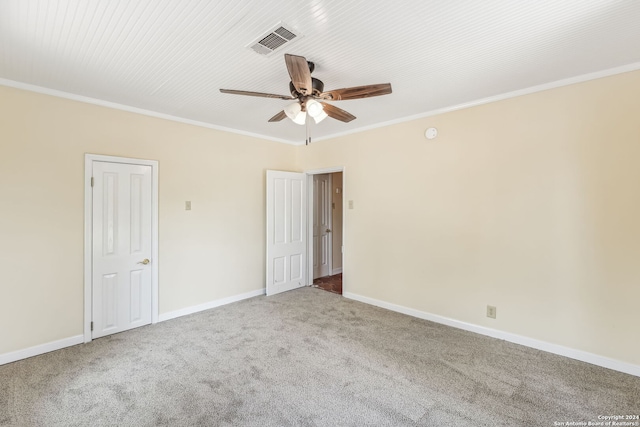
[138, 259, 150, 265]
[325, 229, 331, 233]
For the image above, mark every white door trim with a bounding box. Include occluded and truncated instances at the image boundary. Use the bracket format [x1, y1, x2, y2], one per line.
[84, 154, 159, 343]
[305, 167, 345, 291]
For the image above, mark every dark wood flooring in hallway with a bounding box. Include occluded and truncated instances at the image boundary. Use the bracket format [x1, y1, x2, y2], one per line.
[312, 273, 342, 295]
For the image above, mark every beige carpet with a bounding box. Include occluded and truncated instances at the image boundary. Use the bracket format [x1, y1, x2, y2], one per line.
[1, 287, 638, 426]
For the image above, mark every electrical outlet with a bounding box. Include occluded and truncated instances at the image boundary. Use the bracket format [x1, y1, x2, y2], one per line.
[486, 305, 497, 319]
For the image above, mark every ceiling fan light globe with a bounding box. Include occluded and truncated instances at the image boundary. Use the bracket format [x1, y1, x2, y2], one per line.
[313, 110, 328, 124]
[306, 99, 324, 118]
[284, 102, 301, 120]
[292, 111, 306, 125]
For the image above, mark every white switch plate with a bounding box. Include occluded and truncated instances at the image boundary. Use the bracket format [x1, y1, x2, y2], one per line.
[348, 200, 354, 209]
[185, 201, 191, 210]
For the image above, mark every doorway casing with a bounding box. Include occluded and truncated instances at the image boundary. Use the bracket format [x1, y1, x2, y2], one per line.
[83, 154, 159, 343]
[305, 166, 345, 291]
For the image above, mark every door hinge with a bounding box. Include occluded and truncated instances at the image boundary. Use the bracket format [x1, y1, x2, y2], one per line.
[90, 321, 94, 331]
[90, 177, 94, 187]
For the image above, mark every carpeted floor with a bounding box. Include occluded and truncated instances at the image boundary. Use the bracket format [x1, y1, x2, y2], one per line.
[1, 287, 638, 426]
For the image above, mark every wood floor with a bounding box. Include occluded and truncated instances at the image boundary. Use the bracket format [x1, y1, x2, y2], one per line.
[312, 273, 342, 295]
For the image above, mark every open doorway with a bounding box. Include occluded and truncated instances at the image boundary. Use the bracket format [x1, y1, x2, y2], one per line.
[265, 168, 344, 297]
[310, 171, 343, 295]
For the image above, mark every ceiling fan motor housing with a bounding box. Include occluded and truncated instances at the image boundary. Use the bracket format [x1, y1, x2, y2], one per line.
[290, 77, 324, 97]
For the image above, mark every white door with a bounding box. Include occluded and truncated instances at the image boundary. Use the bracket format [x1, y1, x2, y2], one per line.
[92, 161, 153, 338]
[266, 170, 307, 296]
[313, 174, 332, 279]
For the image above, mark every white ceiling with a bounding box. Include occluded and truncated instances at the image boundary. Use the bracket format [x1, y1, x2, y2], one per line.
[1, 0, 640, 144]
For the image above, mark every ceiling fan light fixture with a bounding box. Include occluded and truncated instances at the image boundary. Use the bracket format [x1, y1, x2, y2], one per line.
[306, 99, 324, 118]
[313, 110, 328, 124]
[292, 111, 306, 125]
[284, 102, 301, 120]
[284, 101, 306, 125]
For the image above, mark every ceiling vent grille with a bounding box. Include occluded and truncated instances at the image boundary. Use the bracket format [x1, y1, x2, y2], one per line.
[248, 23, 302, 56]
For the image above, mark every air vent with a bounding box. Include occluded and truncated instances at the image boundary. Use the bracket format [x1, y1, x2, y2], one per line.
[248, 23, 302, 56]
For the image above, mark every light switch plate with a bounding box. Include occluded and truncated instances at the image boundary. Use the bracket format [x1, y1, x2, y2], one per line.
[185, 201, 191, 210]
[348, 200, 354, 209]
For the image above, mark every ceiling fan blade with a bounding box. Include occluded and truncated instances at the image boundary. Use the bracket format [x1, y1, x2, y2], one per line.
[284, 54, 312, 96]
[321, 103, 356, 123]
[219, 89, 294, 100]
[320, 83, 392, 101]
[268, 110, 287, 122]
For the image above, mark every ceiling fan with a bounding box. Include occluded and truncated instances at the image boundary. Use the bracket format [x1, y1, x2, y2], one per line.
[220, 53, 392, 136]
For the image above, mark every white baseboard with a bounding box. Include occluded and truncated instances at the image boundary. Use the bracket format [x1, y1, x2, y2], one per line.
[0, 335, 84, 366]
[0, 289, 265, 366]
[158, 288, 265, 322]
[332, 267, 342, 275]
[343, 292, 640, 377]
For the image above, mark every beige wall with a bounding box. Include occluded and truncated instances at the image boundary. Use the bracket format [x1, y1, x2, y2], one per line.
[297, 70, 640, 366]
[0, 86, 296, 355]
[2, 69, 639, 368]
[332, 172, 343, 270]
